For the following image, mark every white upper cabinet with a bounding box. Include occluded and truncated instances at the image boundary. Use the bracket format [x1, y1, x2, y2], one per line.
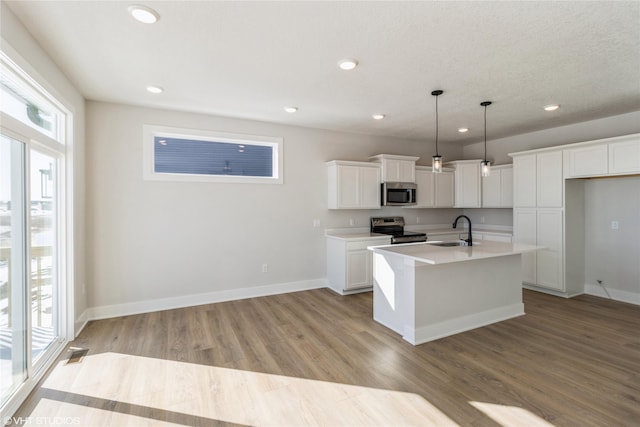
[327, 161, 381, 209]
[513, 151, 562, 208]
[564, 144, 608, 178]
[609, 138, 640, 175]
[481, 165, 513, 208]
[413, 167, 454, 208]
[369, 154, 419, 183]
[448, 160, 482, 208]
[434, 170, 455, 207]
[513, 155, 537, 207]
[563, 134, 640, 178]
[537, 151, 563, 208]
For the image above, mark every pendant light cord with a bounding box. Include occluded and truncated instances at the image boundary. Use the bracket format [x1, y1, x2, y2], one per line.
[483, 104, 487, 162]
[480, 101, 492, 162]
[435, 94, 439, 156]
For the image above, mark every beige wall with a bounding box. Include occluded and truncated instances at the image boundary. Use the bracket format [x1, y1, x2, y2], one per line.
[85, 101, 462, 311]
[1, 3, 87, 336]
[584, 176, 640, 299]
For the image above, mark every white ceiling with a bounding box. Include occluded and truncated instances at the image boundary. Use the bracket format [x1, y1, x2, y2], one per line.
[5, 1, 640, 145]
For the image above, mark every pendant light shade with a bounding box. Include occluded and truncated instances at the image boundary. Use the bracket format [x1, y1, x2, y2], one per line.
[480, 101, 492, 177]
[431, 90, 444, 173]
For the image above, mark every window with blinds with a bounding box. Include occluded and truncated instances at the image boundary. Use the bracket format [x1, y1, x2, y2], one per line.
[143, 125, 283, 184]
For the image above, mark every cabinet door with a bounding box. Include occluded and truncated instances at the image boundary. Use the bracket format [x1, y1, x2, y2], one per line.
[346, 250, 370, 290]
[500, 167, 513, 207]
[434, 171, 454, 207]
[481, 170, 501, 207]
[513, 209, 537, 284]
[537, 151, 563, 208]
[565, 145, 608, 177]
[336, 165, 360, 208]
[414, 169, 434, 207]
[513, 155, 537, 207]
[454, 163, 481, 207]
[609, 140, 640, 174]
[398, 160, 416, 182]
[536, 209, 564, 291]
[359, 166, 381, 209]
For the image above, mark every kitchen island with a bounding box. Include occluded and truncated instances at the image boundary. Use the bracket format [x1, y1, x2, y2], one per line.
[368, 240, 541, 345]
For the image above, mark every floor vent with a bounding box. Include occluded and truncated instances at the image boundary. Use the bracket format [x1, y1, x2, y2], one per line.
[66, 348, 89, 364]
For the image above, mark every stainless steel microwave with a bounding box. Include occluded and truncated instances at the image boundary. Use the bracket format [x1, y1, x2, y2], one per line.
[381, 182, 417, 206]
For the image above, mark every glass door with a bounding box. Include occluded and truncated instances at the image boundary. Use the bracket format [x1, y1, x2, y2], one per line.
[29, 149, 58, 363]
[0, 134, 27, 407]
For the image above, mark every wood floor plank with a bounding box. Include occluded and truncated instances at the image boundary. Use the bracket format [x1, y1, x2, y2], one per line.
[13, 289, 640, 426]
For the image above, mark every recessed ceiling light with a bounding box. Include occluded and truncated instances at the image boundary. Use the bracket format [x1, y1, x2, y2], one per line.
[338, 59, 358, 70]
[128, 5, 160, 24]
[544, 104, 560, 111]
[146, 85, 163, 94]
[458, 127, 469, 133]
[284, 106, 298, 113]
[372, 114, 385, 120]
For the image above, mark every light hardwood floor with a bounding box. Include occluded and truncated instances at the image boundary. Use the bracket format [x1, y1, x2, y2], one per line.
[15, 289, 640, 426]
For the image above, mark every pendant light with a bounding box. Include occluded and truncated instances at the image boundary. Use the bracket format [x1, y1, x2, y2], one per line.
[480, 101, 492, 177]
[431, 90, 444, 173]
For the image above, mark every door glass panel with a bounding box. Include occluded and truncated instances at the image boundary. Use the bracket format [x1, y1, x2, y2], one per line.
[0, 134, 27, 407]
[30, 149, 57, 362]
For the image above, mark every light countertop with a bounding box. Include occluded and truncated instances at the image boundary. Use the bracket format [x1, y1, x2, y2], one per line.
[325, 232, 391, 241]
[369, 240, 541, 265]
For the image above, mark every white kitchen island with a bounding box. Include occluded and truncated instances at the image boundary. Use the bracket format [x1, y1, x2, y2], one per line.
[368, 241, 541, 345]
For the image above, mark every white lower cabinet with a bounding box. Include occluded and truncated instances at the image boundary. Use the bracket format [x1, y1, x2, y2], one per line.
[326, 236, 391, 294]
[514, 209, 537, 284]
[514, 208, 564, 291]
[535, 209, 564, 291]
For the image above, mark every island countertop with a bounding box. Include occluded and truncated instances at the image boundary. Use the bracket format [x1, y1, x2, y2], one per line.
[369, 240, 541, 265]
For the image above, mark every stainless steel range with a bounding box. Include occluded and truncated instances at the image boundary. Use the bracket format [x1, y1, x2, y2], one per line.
[370, 217, 427, 244]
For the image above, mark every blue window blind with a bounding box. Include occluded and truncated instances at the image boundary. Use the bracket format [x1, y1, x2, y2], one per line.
[154, 137, 273, 177]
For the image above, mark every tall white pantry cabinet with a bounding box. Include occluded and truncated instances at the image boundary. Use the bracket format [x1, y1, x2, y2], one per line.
[511, 149, 584, 296]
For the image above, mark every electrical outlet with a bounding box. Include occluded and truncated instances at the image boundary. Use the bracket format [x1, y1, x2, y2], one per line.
[611, 221, 619, 230]
[480, 216, 485, 224]
[416, 216, 421, 224]
[262, 263, 268, 273]
[313, 219, 321, 227]
[349, 218, 355, 226]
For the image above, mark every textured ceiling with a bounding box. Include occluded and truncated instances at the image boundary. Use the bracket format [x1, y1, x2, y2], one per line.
[5, 1, 640, 145]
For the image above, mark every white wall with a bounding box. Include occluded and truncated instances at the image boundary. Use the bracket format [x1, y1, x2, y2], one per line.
[463, 111, 640, 163]
[85, 101, 462, 314]
[1, 3, 87, 336]
[583, 176, 640, 303]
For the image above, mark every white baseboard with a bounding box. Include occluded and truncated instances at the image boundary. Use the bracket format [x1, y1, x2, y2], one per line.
[74, 309, 90, 337]
[584, 283, 640, 306]
[83, 278, 326, 322]
[406, 303, 525, 345]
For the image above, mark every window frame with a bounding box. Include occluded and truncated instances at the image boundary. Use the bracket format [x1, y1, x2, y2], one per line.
[143, 125, 284, 184]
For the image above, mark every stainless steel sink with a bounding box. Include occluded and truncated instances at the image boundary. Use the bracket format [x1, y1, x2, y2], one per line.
[426, 240, 470, 247]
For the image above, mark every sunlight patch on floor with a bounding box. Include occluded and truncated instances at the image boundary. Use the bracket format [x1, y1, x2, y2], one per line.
[470, 401, 556, 427]
[29, 352, 459, 426]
